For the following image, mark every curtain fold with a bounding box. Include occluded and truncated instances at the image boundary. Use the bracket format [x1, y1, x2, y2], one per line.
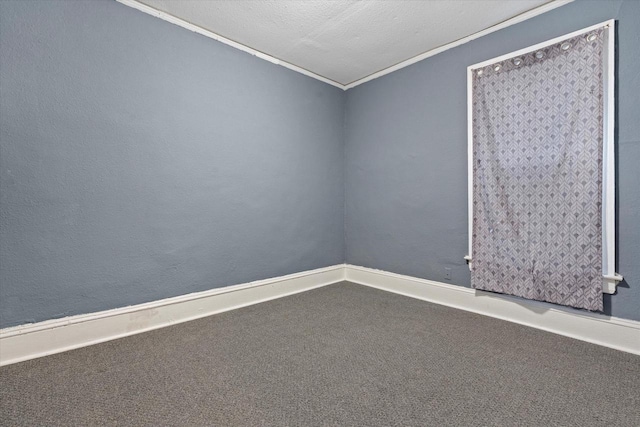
[471, 29, 605, 311]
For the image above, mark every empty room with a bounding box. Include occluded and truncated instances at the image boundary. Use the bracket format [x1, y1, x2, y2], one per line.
[1, 0, 639, 425]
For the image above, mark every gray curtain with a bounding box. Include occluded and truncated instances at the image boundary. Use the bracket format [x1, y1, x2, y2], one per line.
[471, 29, 605, 311]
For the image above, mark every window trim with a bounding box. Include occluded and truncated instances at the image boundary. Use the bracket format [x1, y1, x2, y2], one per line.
[465, 20, 622, 294]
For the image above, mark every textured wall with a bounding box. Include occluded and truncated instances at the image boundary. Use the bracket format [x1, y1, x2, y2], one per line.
[345, 0, 640, 321]
[3, 0, 639, 328]
[0, 0, 345, 327]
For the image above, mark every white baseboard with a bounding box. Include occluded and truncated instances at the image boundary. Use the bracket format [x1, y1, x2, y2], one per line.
[0, 264, 346, 367]
[3, 263, 636, 367]
[346, 264, 640, 356]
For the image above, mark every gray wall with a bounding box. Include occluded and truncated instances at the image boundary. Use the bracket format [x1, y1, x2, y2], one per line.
[345, 0, 640, 321]
[0, 0, 345, 327]
[2, 0, 638, 328]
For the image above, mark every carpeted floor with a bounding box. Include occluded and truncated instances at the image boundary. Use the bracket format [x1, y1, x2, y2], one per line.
[1, 282, 639, 426]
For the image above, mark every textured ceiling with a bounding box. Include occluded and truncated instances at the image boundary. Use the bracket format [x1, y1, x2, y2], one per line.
[136, 0, 554, 86]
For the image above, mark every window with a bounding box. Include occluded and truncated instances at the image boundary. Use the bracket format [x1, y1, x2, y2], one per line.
[466, 21, 621, 311]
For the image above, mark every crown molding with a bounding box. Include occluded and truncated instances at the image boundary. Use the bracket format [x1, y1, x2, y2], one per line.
[115, 0, 345, 89]
[344, 0, 574, 89]
[117, 0, 573, 91]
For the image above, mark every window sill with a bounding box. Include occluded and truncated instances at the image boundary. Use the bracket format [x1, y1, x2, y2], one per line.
[603, 273, 623, 294]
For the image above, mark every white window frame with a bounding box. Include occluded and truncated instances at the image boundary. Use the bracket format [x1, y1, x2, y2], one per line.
[465, 20, 622, 294]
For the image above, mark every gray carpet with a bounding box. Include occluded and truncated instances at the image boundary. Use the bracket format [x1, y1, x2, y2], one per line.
[1, 282, 639, 426]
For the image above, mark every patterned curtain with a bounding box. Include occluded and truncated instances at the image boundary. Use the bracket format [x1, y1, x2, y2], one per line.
[471, 29, 605, 311]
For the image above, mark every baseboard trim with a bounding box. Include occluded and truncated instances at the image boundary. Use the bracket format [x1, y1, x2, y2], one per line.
[3, 263, 636, 366]
[345, 264, 640, 355]
[0, 264, 346, 366]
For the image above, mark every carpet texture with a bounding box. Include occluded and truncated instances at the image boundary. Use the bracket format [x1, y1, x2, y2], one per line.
[1, 282, 639, 426]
